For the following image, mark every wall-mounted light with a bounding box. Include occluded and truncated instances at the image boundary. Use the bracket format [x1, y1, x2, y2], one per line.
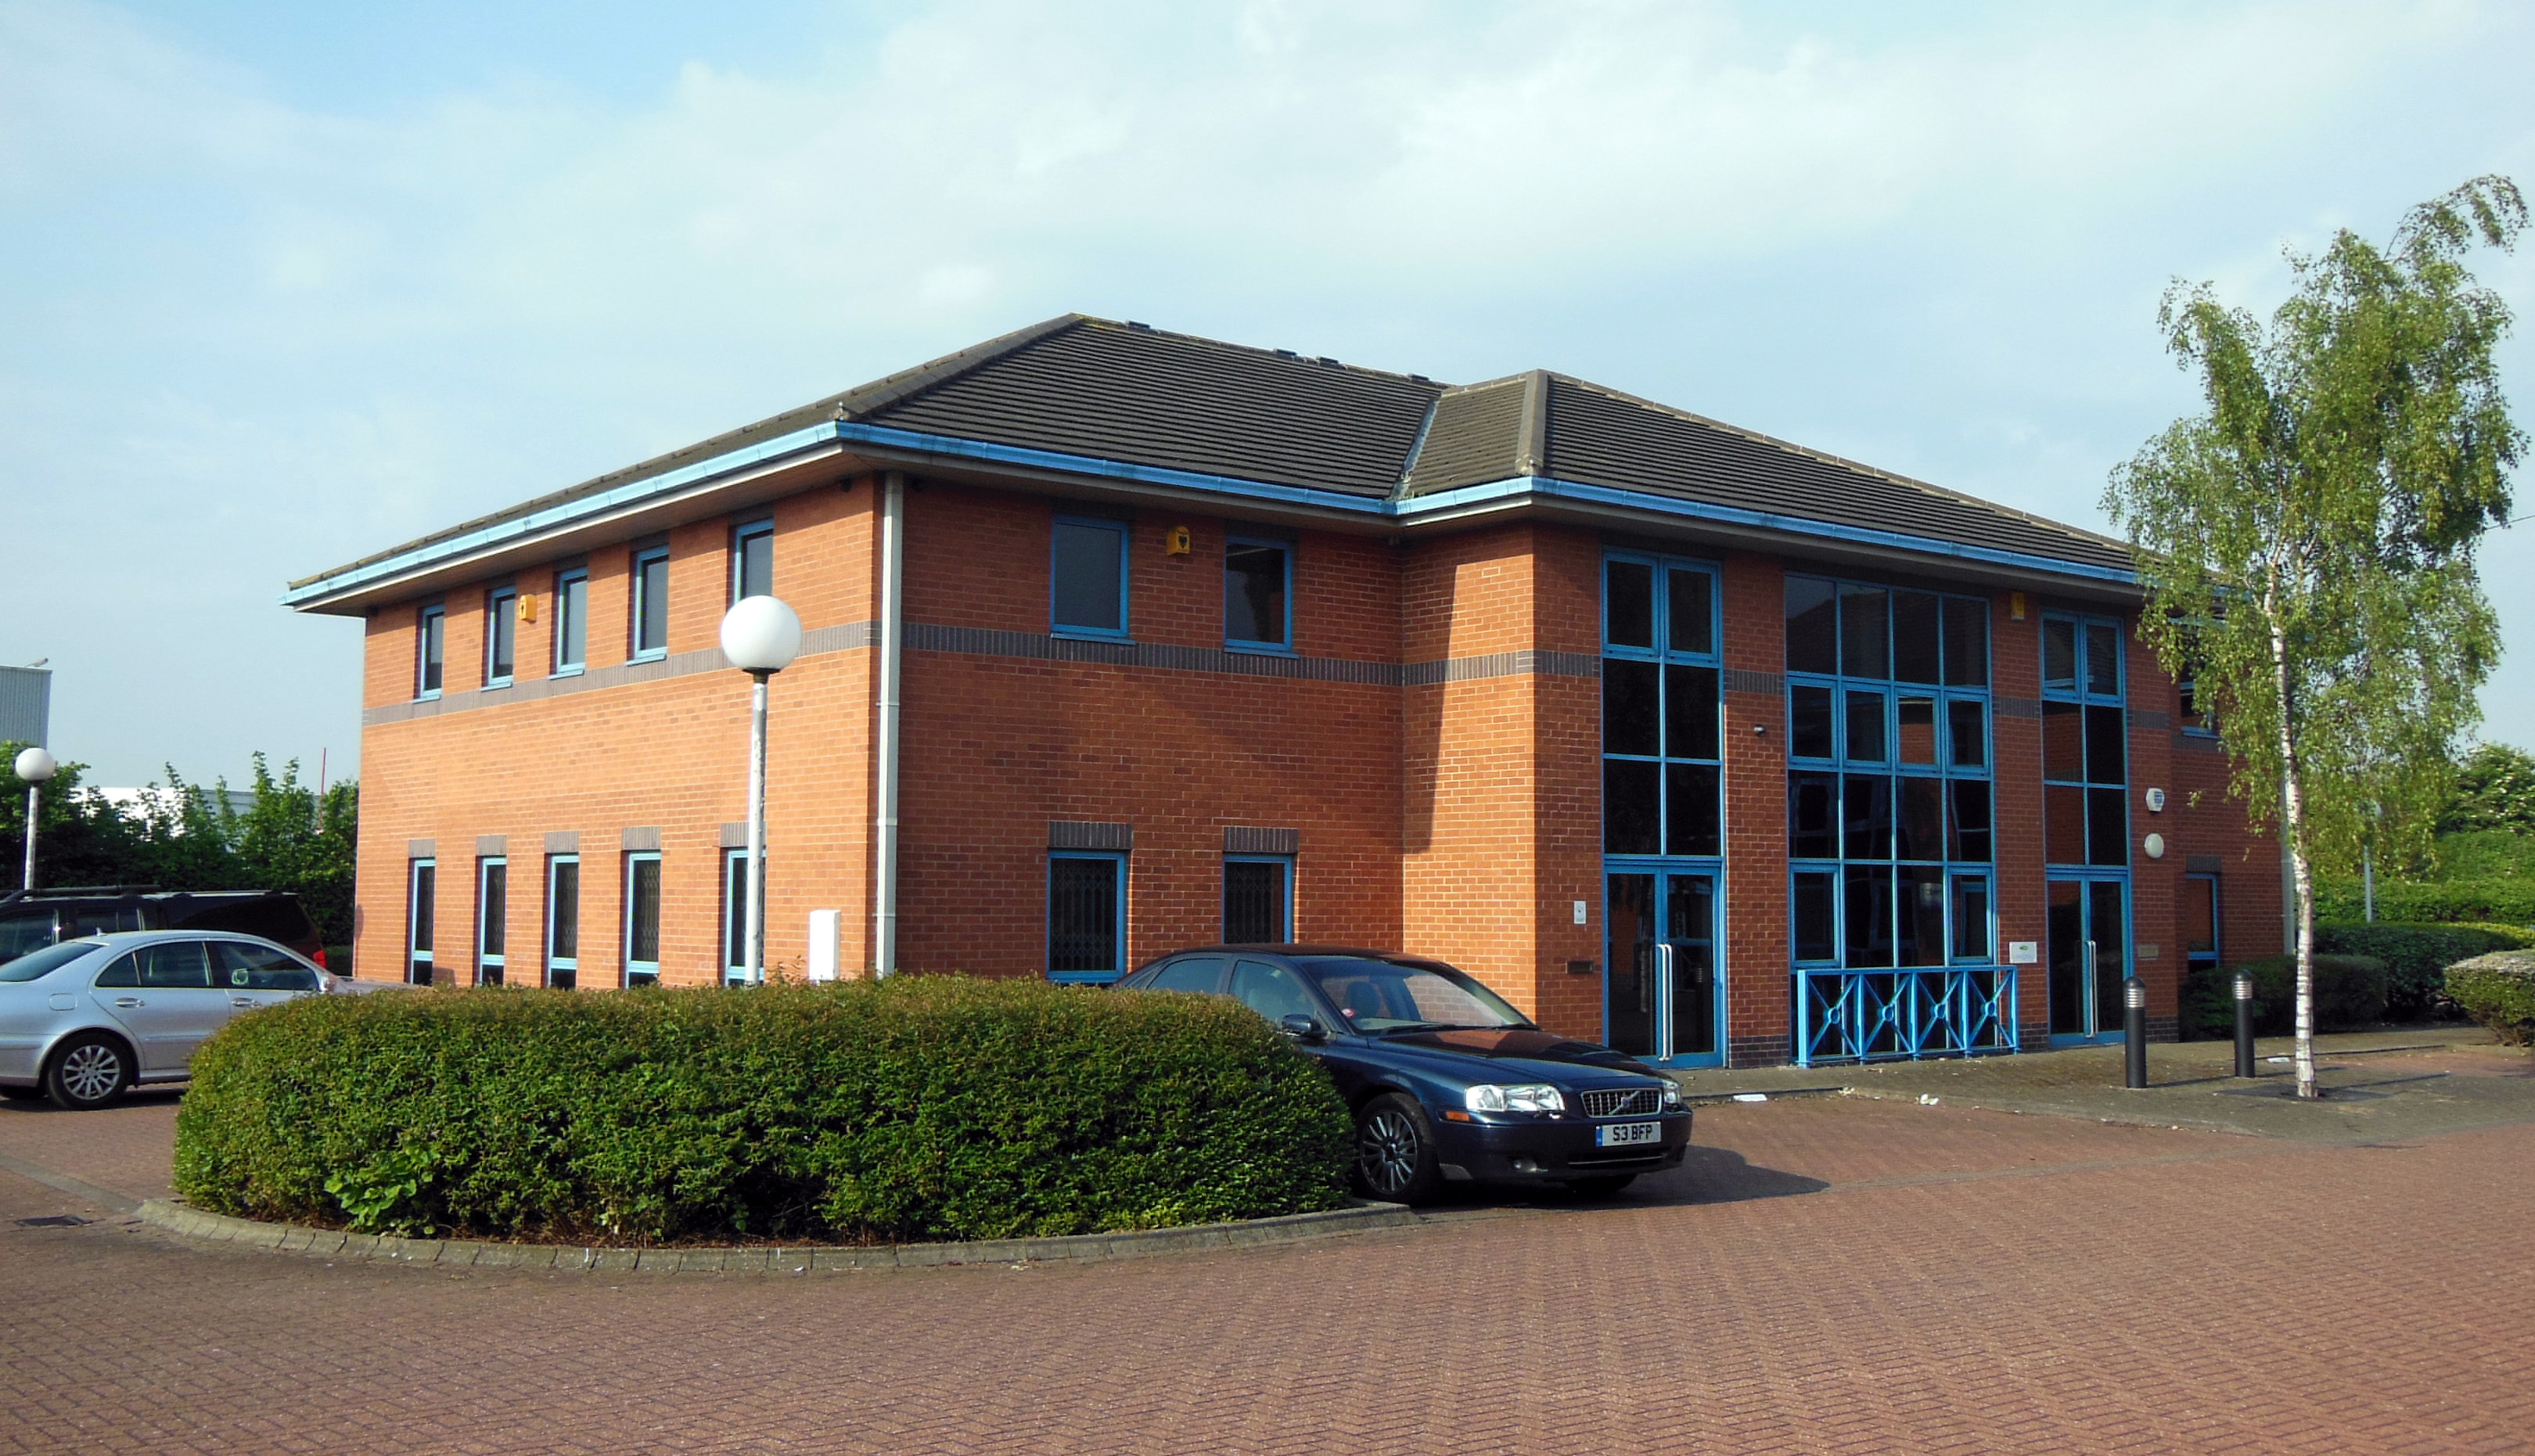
[1166, 525, 1192, 555]
[519, 594, 538, 624]
[2009, 591, 2027, 621]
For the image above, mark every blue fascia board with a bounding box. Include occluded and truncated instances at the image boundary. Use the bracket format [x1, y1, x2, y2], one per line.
[286, 420, 2134, 606]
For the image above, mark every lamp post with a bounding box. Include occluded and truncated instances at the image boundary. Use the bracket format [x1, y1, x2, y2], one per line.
[15, 747, 56, 893]
[719, 596, 801, 986]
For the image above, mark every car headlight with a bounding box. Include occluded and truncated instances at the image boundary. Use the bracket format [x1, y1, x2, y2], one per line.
[1662, 1081, 1684, 1109]
[1465, 1083, 1565, 1114]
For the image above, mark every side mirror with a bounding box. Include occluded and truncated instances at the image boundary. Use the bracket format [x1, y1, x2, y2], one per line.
[1279, 1014, 1328, 1044]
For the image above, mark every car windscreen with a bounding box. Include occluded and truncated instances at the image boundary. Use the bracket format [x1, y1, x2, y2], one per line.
[0, 940, 102, 983]
[1292, 958, 1534, 1033]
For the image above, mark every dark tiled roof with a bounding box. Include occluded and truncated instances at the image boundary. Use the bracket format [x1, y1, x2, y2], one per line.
[1406, 372, 2130, 573]
[296, 315, 2131, 592]
[861, 319, 1442, 498]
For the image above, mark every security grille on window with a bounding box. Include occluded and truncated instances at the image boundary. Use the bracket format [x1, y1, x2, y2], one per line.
[1048, 853, 1124, 981]
[624, 853, 662, 987]
[1051, 517, 1127, 638]
[1224, 857, 1292, 944]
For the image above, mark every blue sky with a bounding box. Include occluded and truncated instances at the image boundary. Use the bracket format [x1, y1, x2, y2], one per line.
[4, 0, 2532, 786]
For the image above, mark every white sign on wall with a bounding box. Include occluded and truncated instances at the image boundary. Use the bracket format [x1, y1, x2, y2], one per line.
[2007, 940, 2040, 965]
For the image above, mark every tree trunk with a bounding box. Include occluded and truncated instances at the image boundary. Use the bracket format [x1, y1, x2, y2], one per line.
[2268, 598, 2320, 1100]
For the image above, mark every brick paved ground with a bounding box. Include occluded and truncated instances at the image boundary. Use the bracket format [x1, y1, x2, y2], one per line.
[4, 1051, 2533, 1455]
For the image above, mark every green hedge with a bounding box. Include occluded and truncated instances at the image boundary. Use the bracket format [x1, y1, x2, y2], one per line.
[2313, 879, 2535, 926]
[2445, 953, 2535, 1046]
[2314, 922, 2535, 1019]
[174, 977, 1351, 1244]
[2180, 954, 2389, 1041]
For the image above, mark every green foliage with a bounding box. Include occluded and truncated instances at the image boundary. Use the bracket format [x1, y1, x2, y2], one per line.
[2443, 952, 2535, 1045]
[2313, 879, 2535, 926]
[0, 743, 356, 946]
[2180, 954, 2389, 1040]
[2440, 743, 2535, 835]
[174, 977, 1352, 1244]
[2423, 828, 2535, 882]
[2312, 921, 2535, 1018]
[2105, 177, 2525, 890]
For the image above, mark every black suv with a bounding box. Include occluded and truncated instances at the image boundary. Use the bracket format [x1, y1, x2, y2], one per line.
[1116, 946, 1692, 1203]
[0, 887, 329, 971]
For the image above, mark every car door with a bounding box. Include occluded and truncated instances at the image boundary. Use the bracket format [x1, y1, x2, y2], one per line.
[89, 940, 232, 1073]
[1228, 957, 1372, 1100]
[212, 940, 325, 1012]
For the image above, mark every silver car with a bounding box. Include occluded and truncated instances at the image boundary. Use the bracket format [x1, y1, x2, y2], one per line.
[0, 930, 369, 1109]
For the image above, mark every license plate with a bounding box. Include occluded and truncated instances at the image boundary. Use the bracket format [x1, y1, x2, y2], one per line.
[1596, 1120, 1661, 1148]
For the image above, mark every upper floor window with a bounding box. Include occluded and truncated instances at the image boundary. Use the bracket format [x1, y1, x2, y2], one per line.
[484, 587, 517, 688]
[1224, 538, 1291, 651]
[415, 605, 445, 699]
[1603, 554, 1722, 859]
[2043, 612, 2128, 867]
[1051, 516, 1128, 639]
[730, 519, 774, 603]
[552, 569, 588, 674]
[631, 546, 671, 660]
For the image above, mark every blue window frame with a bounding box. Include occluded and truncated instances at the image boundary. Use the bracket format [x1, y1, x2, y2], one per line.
[1052, 516, 1129, 640]
[730, 517, 774, 604]
[552, 568, 588, 676]
[1224, 537, 1293, 653]
[415, 604, 444, 699]
[630, 546, 671, 662]
[1602, 551, 1728, 1068]
[407, 857, 437, 985]
[2041, 612, 2129, 868]
[1224, 855, 1293, 944]
[484, 586, 517, 688]
[721, 847, 750, 986]
[623, 852, 662, 989]
[1786, 573, 2009, 1064]
[476, 856, 507, 987]
[1048, 851, 1127, 982]
[545, 854, 580, 990]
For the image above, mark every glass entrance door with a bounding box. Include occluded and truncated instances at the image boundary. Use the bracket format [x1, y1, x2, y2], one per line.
[2047, 876, 2128, 1041]
[1606, 869, 1721, 1065]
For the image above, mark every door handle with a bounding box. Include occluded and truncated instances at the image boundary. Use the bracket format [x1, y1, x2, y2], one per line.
[113, 997, 143, 1008]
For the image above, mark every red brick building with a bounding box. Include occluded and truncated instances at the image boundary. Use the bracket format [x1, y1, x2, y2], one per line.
[288, 316, 2282, 1066]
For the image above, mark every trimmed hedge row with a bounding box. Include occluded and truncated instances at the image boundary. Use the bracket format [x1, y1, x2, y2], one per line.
[2313, 879, 2535, 926]
[2445, 953, 2535, 1046]
[174, 977, 1352, 1244]
[2314, 922, 2535, 1019]
[2180, 954, 2388, 1041]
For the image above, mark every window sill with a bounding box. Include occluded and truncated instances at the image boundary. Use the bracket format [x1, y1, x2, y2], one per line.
[629, 649, 667, 665]
[551, 666, 585, 679]
[1052, 627, 1132, 643]
[484, 678, 513, 692]
[1048, 970, 1122, 985]
[1224, 641, 1296, 657]
[413, 691, 442, 703]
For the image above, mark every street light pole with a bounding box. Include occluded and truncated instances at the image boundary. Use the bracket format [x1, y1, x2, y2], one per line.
[720, 597, 802, 987]
[15, 748, 56, 893]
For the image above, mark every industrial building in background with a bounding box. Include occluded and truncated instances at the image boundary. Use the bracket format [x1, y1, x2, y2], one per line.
[0, 665, 49, 750]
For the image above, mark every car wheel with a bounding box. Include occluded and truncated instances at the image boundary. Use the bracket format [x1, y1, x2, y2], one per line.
[44, 1036, 131, 1111]
[1567, 1174, 1637, 1199]
[1354, 1093, 1439, 1204]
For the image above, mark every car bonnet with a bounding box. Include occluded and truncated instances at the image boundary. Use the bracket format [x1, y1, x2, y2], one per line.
[1365, 1026, 1662, 1084]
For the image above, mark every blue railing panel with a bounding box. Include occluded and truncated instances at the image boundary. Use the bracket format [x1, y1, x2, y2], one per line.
[1793, 967, 2020, 1066]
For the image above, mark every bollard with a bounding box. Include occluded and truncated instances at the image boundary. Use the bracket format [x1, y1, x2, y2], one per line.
[2123, 976, 2148, 1089]
[2233, 969, 2256, 1078]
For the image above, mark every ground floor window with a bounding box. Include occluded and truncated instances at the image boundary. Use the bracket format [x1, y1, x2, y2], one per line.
[1048, 852, 1125, 983]
[476, 857, 506, 986]
[624, 852, 661, 988]
[2185, 872, 2221, 972]
[721, 847, 753, 985]
[546, 854, 580, 990]
[1224, 856, 1293, 945]
[407, 858, 436, 986]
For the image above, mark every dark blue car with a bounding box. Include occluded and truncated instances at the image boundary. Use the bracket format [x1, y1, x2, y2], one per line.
[1116, 946, 1692, 1203]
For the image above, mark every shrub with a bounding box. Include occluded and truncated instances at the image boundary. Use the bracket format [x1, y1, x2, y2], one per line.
[2180, 954, 2389, 1040]
[174, 977, 1352, 1244]
[2312, 879, 2535, 926]
[2314, 922, 2535, 1019]
[2444, 952, 2535, 1046]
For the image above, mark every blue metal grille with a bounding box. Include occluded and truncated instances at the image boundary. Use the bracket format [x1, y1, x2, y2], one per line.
[1795, 967, 2016, 1066]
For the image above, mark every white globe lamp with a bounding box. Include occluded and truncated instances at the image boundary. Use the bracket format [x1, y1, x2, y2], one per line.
[14, 747, 56, 784]
[721, 595, 801, 988]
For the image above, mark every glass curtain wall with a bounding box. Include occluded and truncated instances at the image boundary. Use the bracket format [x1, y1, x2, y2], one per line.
[2044, 613, 2132, 1042]
[1786, 576, 2012, 1064]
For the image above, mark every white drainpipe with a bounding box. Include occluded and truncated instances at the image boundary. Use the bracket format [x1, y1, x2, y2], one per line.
[873, 470, 905, 976]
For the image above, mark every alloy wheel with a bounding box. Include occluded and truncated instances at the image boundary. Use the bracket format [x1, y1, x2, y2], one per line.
[58, 1044, 123, 1104]
[1358, 1107, 1422, 1198]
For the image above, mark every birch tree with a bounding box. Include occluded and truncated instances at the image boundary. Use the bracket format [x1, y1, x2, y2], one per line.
[2107, 177, 2524, 1099]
